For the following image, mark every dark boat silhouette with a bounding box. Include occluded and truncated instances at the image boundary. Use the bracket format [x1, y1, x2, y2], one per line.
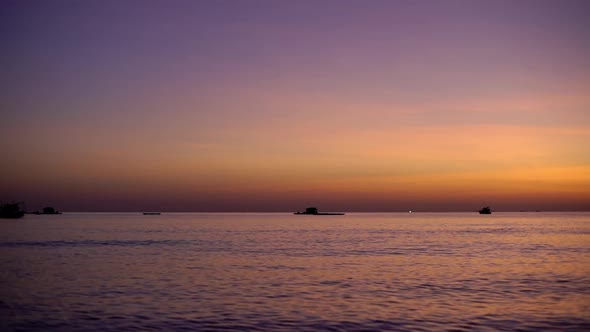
[1, 202, 25, 219]
[294, 207, 344, 215]
[143, 212, 161, 215]
[31, 207, 62, 215]
[479, 206, 492, 214]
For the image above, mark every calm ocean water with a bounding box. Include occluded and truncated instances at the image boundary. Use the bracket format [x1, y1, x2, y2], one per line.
[1, 212, 588, 331]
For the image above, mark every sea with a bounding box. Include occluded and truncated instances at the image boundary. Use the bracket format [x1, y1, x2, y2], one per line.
[1, 212, 588, 331]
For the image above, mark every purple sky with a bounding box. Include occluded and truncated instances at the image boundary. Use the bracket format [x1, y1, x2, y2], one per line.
[1, 0, 589, 211]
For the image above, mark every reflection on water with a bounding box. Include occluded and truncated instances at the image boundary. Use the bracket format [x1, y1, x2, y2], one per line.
[1, 213, 589, 331]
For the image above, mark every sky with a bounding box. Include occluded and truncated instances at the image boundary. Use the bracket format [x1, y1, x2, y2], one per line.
[1, 0, 589, 212]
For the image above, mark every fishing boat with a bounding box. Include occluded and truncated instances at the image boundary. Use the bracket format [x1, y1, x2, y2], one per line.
[294, 207, 344, 215]
[1, 202, 26, 219]
[143, 212, 161, 215]
[479, 206, 492, 214]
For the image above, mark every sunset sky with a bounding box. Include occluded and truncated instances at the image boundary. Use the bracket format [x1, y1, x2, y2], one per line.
[2, 0, 589, 211]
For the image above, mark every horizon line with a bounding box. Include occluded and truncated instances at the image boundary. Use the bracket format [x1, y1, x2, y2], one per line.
[37, 210, 590, 213]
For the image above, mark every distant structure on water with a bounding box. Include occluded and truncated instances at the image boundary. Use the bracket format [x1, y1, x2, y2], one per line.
[31, 207, 62, 215]
[0, 202, 25, 219]
[143, 212, 161, 215]
[294, 207, 345, 215]
[479, 206, 492, 214]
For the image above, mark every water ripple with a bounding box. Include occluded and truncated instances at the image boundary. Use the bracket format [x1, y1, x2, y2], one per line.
[1, 213, 589, 331]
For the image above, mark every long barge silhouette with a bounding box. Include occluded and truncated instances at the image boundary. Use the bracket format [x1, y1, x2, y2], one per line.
[294, 207, 344, 215]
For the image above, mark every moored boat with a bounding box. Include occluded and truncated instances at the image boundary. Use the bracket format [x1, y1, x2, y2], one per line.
[479, 206, 492, 214]
[1, 202, 25, 219]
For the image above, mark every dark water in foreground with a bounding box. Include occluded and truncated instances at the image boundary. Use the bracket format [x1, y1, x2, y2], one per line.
[1, 212, 589, 331]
